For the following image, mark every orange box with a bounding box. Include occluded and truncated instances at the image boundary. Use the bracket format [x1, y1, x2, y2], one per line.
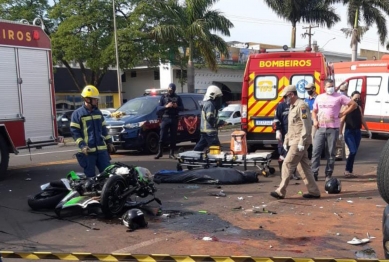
[230, 130, 248, 155]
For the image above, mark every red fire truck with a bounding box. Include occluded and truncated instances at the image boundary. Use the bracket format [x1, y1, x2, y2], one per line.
[0, 19, 57, 179]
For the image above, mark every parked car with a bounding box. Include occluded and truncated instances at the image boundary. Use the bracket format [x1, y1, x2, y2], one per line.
[218, 104, 241, 125]
[105, 91, 204, 154]
[56, 110, 74, 137]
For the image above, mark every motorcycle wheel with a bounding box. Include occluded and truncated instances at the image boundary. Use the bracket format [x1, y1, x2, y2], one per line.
[100, 175, 127, 218]
[28, 190, 69, 210]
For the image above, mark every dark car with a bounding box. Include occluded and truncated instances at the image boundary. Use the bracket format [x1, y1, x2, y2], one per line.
[56, 110, 74, 137]
[105, 92, 204, 154]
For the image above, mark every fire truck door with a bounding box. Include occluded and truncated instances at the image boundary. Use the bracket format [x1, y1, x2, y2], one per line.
[18, 49, 55, 143]
[0, 47, 21, 119]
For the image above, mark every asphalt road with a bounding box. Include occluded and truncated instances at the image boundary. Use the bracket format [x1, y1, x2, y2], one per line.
[1, 133, 388, 258]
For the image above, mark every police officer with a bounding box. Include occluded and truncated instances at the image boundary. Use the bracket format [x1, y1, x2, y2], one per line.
[193, 85, 225, 151]
[273, 100, 300, 180]
[270, 85, 321, 199]
[155, 83, 183, 159]
[70, 85, 115, 178]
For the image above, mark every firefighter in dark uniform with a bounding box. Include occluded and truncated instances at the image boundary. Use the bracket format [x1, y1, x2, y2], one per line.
[270, 85, 321, 199]
[155, 83, 184, 159]
[273, 100, 300, 180]
[193, 85, 225, 151]
[70, 85, 115, 178]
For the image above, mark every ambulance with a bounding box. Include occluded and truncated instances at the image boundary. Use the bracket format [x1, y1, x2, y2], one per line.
[240, 47, 332, 151]
[332, 56, 389, 136]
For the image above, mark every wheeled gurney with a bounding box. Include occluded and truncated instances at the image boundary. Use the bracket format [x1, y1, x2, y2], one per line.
[176, 150, 275, 177]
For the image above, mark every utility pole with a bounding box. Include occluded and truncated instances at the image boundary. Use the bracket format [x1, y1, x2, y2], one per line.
[302, 25, 319, 48]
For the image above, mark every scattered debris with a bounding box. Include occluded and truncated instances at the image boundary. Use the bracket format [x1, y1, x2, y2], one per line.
[347, 200, 354, 203]
[185, 185, 199, 189]
[334, 212, 343, 218]
[367, 232, 376, 239]
[298, 191, 303, 195]
[347, 237, 370, 245]
[336, 233, 340, 236]
[198, 210, 207, 214]
[184, 196, 188, 200]
[237, 197, 244, 200]
[253, 208, 277, 214]
[232, 206, 242, 210]
[269, 245, 273, 248]
[202, 237, 213, 241]
[25, 178, 31, 181]
[209, 191, 226, 197]
[355, 248, 377, 259]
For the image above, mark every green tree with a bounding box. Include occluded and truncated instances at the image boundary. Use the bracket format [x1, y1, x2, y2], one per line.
[264, 0, 340, 48]
[332, 0, 389, 61]
[149, 0, 234, 93]
[0, 0, 53, 33]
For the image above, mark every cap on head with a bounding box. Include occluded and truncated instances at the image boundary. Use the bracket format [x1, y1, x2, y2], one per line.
[304, 83, 315, 90]
[81, 85, 100, 99]
[279, 85, 297, 97]
[168, 83, 176, 92]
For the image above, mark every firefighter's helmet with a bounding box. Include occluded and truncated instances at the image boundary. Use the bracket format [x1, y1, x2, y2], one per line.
[81, 85, 100, 99]
[203, 85, 223, 101]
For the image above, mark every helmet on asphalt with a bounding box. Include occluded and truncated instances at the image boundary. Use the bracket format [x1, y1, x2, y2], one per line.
[325, 177, 342, 194]
[122, 208, 148, 230]
[81, 85, 100, 99]
[203, 85, 223, 101]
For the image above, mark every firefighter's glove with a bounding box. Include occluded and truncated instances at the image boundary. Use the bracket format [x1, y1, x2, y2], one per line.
[81, 146, 90, 155]
[276, 130, 282, 141]
[297, 145, 304, 152]
[283, 144, 288, 152]
[368, 131, 372, 139]
[107, 143, 116, 153]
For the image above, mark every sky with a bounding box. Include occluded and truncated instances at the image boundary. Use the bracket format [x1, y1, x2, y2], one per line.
[212, 0, 387, 55]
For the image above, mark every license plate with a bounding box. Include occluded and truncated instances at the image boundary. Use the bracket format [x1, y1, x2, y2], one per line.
[255, 120, 273, 126]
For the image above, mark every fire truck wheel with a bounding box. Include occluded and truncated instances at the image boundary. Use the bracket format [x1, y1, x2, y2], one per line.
[0, 135, 9, 180]
[144, 132, 159, 154]
[377, 139, 389, 204]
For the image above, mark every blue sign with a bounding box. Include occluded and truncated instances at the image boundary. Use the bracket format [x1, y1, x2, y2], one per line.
[296, 79, 308, 93]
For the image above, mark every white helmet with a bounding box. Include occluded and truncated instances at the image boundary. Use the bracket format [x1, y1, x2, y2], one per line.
[203, 85, 223, 101]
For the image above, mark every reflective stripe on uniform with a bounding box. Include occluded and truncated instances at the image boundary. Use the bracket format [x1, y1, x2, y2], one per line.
[75, 138, 84, 145]
[70, 122, 81, 128]
[104, 135, 111, 140]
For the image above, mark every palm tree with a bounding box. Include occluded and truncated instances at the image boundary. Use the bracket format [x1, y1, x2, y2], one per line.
[149, 0, 233, 93]
[264, 0, 340, 48]
[332, 0, 389, 61]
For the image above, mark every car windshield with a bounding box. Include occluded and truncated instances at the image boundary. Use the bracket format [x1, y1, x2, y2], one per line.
[218, 111, 233, 117]
[116, 97, 159, 115]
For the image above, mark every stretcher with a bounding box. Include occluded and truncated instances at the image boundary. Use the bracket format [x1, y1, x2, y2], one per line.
[176, 150, 275, 177]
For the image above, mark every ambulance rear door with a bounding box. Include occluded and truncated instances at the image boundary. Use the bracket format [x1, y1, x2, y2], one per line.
[247, 59, 285, 144]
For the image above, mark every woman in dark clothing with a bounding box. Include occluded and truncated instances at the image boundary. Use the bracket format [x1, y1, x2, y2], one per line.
[340, 91, 372, 178]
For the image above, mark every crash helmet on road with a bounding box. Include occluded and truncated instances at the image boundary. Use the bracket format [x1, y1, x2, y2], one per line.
[135, 167, 154, 182]
[81, 85, 100, 99]
[325, 177, 342, 194]
[122, 208, 148, 230]
[203, 85, 223, 101]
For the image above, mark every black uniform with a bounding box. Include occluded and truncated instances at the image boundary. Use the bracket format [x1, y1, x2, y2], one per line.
[154, 85, 183, 159]
[273, 102, 290, 157]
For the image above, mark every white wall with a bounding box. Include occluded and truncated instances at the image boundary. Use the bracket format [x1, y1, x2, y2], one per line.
[194, 68, 243, 92]
[122, 69, 160, 99]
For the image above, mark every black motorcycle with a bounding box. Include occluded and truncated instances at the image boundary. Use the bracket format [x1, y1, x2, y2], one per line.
[100, 162, 161, 218]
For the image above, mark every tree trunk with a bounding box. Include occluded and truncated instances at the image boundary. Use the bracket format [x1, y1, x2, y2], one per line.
[187, 40, 195, 93]
[351, 41, 358, 61]
[291, 23, 296, 48]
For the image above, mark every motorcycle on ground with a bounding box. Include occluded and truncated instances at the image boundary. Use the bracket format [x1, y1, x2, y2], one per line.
[100, 163, 161, 218]
[28, 161, 161, 218]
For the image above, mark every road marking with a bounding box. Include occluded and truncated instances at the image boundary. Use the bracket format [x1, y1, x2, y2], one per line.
[16, 149, 78, 157]
[9, 155, 122, 170]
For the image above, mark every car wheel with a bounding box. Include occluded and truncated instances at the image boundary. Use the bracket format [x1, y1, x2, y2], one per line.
[145, 132, 159, 154]
[377, 139, 389, 204]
